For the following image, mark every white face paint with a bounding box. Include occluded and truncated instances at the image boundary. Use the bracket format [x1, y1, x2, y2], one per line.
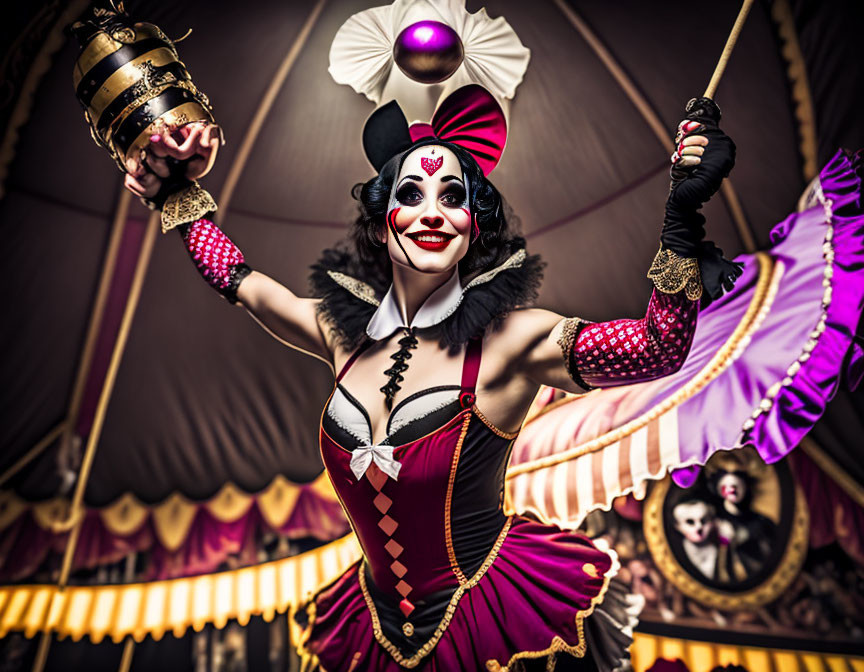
[673, 500, 716, 544]
[383, 145, 471, 274]
[717, 473, 747, 504]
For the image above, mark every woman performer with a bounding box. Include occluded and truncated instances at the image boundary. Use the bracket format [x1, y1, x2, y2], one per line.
[71, 3, 741, 670]
[125, 120, 736, 672]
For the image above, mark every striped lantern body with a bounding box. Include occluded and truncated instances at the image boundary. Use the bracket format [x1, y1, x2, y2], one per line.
[71, 12, 214, 171]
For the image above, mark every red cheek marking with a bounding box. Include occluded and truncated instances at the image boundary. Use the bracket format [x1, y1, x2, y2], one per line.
[460, 207, 478, 241]
[420, 156, 443, 176]
[387, 206, 408, 233]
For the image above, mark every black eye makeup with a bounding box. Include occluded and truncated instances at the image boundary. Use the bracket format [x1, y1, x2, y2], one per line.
[439, 184, 467, 207]
[393, 173, 467, 209]
[395, 182, 423, 206]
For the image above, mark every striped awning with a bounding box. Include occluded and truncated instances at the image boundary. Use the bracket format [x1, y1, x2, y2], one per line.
[507, 408, 680, 526]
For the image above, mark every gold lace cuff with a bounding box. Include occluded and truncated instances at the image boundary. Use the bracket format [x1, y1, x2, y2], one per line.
[557, 317, 593, 390]
[647, 247, 703, 301]
[160, 183, 218, 233]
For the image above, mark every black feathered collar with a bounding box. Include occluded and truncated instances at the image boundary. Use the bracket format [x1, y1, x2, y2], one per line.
[309, 249, 544, 351]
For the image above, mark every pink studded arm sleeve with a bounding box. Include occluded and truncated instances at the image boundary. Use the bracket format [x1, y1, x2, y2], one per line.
[561, 288, 699, 390]
[555, 99, 743, 390]
[179, 218, 252, 303]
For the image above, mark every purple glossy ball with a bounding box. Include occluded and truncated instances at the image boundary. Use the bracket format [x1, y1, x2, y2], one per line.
[393, 20, 464, 84]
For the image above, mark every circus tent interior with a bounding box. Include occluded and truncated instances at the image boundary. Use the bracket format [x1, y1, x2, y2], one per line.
[1, 0, 863, 670]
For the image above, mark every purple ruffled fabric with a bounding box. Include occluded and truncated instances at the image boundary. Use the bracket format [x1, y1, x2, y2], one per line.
[508, 150, 864, 495]
[747, 151, 863, 446]
[673, 149, 864, 486]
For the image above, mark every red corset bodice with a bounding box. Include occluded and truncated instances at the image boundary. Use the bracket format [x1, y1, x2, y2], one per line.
[319, 338, 514, 613]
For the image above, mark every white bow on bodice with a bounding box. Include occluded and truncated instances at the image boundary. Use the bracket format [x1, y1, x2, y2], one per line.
[349, 443, 402, 482]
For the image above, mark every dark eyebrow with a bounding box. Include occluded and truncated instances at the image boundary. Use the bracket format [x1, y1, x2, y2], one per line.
[398, 174, 424, 187]
[441, 175, 463, 184]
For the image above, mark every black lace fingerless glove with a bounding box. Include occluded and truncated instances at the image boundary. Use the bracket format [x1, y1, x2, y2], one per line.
[661, 97, 743, 305]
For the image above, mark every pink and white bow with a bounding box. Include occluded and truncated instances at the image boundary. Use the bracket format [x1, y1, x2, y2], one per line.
[363, 84, 508, 176]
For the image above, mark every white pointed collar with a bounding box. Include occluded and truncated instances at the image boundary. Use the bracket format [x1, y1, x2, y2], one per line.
[366, 269, 463, 340]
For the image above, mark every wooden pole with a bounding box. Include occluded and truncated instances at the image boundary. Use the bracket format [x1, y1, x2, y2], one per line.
[552, 0, 759, 252]
[1, 190, 130, 488]
[118, 638, 136, 672]
[31, 632, 52, 672]
[64, 190, 132, 434]
[216, 0, 327, 225]
[56, 212, 160, 590]
[31, 213, 160, 672]
[704, 0, 757, 99]
[0, 422, 66, 487]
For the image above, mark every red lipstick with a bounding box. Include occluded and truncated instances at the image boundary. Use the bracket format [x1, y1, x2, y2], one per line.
[405, 230, 455, 251]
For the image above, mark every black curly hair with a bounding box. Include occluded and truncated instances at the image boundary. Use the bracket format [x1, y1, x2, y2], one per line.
[310, 138, 545, 349]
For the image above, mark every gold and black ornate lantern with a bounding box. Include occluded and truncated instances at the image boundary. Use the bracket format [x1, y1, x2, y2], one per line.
[70, 1, 215, 172]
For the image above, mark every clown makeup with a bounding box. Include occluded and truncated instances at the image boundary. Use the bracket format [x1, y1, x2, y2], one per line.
[385, 145, 472, 272]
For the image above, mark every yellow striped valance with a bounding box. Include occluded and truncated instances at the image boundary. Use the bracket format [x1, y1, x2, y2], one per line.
[631, 632, 864, 672]
[0, 534, 360, 643]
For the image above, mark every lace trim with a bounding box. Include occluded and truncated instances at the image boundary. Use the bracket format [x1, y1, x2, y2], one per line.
[325, 400, 371, 445]
[326, 271, 381, 306]
[321, 249, 528, 331]
[161, 183, 218, 232]
[472, 405, 520, 439]
[389, 391, 460, 434]
[445, 415, 473, 585]
[225, 263, 252, 304]
[359, 515, 513, 669]
[741, 183, 835, 433]
[463, 250, 527, 290]
[557, 318, 593, 391]
[647, 247, 703, 301]
[430, 250, 529, 324]
[381, 329, 419, 410]
[484, 542, 617, 672]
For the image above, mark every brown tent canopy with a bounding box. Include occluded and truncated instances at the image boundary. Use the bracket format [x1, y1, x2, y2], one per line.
[2, 0, 862, 517]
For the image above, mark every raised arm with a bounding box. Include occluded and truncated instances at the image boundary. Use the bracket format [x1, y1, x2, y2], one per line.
[68, 2, 333, 365]
[177, 215, 330, 362]
[124, 126, 332, 364]
[503, 277, 699, 395]
[513, 100, 741, 391]
[558, 285, 699, 389]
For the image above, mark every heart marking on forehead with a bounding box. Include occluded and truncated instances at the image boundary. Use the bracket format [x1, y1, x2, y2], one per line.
[420, 155, 443, 176]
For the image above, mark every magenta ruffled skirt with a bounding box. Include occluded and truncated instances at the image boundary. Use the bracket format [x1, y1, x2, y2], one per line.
[297, 517, 640, 671]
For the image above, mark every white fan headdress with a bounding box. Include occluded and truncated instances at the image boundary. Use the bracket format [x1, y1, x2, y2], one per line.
[329, 0, 530, 124]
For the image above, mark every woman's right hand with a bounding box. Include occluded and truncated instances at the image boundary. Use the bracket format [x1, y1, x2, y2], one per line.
[123, 122, 222, 202]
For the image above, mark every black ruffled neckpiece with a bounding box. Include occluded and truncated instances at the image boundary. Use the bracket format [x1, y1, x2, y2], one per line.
[309, 245, 545, 352]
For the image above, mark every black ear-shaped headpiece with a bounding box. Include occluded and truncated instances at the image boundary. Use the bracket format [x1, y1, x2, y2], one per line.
[362, 100, 413, 173]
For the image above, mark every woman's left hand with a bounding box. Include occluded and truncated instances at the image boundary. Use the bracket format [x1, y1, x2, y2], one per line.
[667, 113, 735, 212]
[671, 119, 709, 167]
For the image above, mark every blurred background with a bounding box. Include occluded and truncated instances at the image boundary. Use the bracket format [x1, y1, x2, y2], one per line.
[0, 0, 863, 670]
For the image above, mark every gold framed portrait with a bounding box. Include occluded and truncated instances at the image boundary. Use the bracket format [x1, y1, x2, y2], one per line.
[644, 448, 809, 609]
